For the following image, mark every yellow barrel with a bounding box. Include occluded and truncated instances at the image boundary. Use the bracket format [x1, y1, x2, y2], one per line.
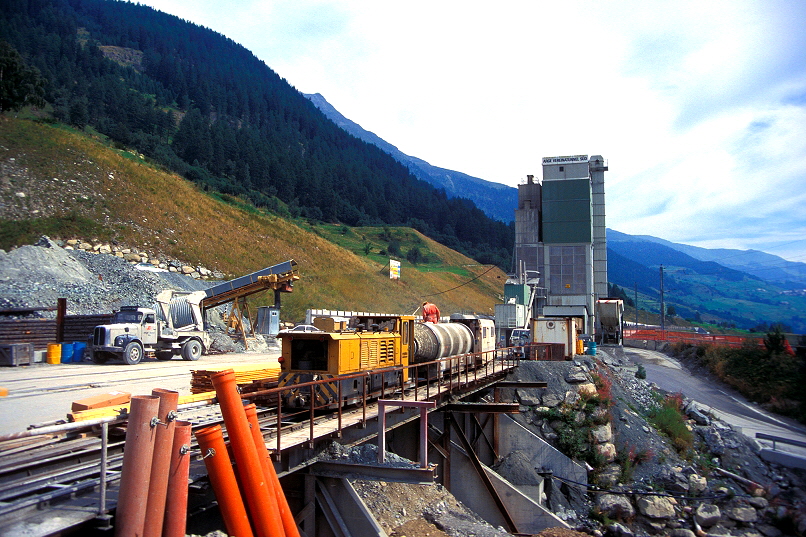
[576, 339, 584, 355]
[46, 343, 61, 364]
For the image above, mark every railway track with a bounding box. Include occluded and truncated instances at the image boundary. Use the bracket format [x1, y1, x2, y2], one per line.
[0, 353, 518, 536]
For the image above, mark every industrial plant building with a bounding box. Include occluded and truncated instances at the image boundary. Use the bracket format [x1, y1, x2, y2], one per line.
[503, 155, 608, 338]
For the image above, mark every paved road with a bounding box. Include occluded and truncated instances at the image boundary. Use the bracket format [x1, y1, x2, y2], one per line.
[623, 346, 806, 457]
[0, 350, 281, 435]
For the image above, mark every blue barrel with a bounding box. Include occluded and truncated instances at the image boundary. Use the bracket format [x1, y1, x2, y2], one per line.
[587, 341, 598, 356]
[61, 343, 74, 363]
[72, 342, 87, 362]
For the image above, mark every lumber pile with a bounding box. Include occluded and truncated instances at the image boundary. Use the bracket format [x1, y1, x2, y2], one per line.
[190, 364, 282, 394]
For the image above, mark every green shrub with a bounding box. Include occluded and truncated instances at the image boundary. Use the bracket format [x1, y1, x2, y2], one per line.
[648, 393, 693, 453]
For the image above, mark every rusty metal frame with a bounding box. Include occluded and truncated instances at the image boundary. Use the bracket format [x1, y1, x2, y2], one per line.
[376, 399, 436, 469]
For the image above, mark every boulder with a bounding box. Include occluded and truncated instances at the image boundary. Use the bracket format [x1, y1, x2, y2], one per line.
[688, 473, 707, 495]
[578, 382, 598, 396]
[565, 368, 589, 384]
[726, 506, 757, 524]
[596, 493, 635, 520]
[592, 423, 613, 444]
[542, 393, 564, 407]
[636, 495, 675, 519]
[516, 389, 541, 406]
[694, 503, 721, 527]
[596, 442, 617, 463]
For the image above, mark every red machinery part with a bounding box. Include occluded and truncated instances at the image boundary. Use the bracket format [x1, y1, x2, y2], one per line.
[211, 369, 285, 537]
[114, 395, 160, 537]
[244, 404, 300, 537]
[163, 420, 192, 537]
[195, 425, 255, 537]
[143, 388, 178, 537]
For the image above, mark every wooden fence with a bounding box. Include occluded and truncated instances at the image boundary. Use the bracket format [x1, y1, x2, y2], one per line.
[0, 314, 112, 350]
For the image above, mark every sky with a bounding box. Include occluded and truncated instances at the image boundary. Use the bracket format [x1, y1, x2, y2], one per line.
[136, 0, 806, 263]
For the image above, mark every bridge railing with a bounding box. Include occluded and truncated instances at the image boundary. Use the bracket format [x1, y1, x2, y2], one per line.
[242, 348, 521, 453]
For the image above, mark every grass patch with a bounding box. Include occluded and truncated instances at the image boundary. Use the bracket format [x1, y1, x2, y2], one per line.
[0, 213, 109, 250]
[648, 393, 694, 453]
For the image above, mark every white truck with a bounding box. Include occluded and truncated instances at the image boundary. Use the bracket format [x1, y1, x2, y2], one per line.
[89, 290, 210, 365]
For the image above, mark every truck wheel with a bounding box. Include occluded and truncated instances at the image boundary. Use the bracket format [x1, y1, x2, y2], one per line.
[155, 351, 173, 361]
[91, 350, 109, 364]
[123, 341, 144, 365]
[181, 339, 202, 361]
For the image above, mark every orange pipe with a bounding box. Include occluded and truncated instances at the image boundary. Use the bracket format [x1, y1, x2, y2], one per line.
[212, 369, 285, 537]
[144, 388, 178, 537]
[163, 420, 192, 537]
[195, 425, 254, 537]
[115, 395, 160, 537]
[245, 404, 300, 537]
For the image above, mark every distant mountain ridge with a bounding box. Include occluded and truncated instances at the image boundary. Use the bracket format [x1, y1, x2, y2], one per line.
[608, 230, 806, 287]
[304, 93, 517, 223]
[607, 229, 806, 332]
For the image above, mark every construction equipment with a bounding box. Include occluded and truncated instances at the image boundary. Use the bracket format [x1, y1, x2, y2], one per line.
[89, 260, 300, 364]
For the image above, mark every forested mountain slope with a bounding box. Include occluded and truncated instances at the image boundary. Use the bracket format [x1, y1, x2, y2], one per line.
[0, 0, 512, 268]
[0, 118, 506, 321]
[305, 93, 518, 224]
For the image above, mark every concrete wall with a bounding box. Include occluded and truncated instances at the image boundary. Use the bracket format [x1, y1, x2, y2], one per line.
[448, 442, 569, 534]
[497, 415, 588, 485]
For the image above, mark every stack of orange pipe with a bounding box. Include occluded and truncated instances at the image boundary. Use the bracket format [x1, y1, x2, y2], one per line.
[113, 390, 193, 537]
[195, 368, 300, 537]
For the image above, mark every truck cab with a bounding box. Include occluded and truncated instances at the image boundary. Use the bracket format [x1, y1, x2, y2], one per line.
[90, 291, 209, 365]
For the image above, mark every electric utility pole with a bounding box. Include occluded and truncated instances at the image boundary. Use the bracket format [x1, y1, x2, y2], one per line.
[660, 265, 665, 334]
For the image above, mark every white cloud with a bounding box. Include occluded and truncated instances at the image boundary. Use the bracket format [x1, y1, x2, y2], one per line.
[136, 0, 806, 262]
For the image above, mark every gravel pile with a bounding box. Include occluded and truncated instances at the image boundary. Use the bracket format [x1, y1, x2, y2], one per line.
[0, 236, 212, 316]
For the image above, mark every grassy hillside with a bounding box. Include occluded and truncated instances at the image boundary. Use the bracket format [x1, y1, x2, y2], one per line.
[0, 118, 506, 321]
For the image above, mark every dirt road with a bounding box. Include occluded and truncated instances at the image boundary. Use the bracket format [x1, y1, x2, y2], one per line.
[0, 350, 281, 435]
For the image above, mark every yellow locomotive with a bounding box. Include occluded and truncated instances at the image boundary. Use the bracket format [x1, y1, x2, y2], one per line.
[276, 313, 495, 408]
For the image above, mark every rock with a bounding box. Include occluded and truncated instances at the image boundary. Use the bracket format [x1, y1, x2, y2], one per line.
[636, 495, 675, 519]
[597, 493, 635, 520]
[542, 393, 564, 407]
[597, 464, 623, 488]
[565, 368, 589, 384]
[688, 473, 707, 495]
[697, 426, 726, 455]
[726, 506, 757, 524]
[685, 400, 711, 425]
[707, 526, 733, 536]
[596, 442, 617, 463]
[564, 390, 580, 405]
[756, 523, 782, 537]
[123, 252, 141, 262]
[694, 503, 721, 527]
[181, 265, 195, 274]
[578, 382, 598, 396]
[669, 530, 696, 537]
[606, 522, 635, 537]
[746, 496, 768, 510]
[516, 389, 541, 406]
[592, 423, 613, 443]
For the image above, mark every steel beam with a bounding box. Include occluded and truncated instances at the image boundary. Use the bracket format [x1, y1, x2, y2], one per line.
[440, 403, 520, 413]
[493, 381, 548, 388]
[309, 461, 436, 485]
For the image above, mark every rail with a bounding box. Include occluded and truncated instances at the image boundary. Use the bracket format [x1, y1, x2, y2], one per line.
[241, 348, 520, 452]
[0, 348, 521, 530]
[756, 432, 806, 451]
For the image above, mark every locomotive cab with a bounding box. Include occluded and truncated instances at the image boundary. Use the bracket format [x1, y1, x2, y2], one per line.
[277, 314, 416, 408]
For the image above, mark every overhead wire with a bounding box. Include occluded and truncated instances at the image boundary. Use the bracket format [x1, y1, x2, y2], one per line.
[422, 265, 498, 298]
